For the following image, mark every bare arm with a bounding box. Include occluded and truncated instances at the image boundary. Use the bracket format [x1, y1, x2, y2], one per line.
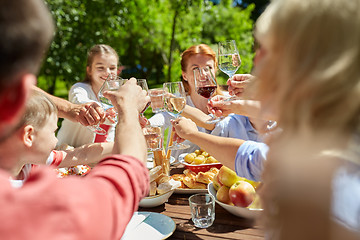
[58, 142, 114, 168]
[181, 105, 216, 130]
[172, 117, 245, 171]
[32, 85, 105, 126]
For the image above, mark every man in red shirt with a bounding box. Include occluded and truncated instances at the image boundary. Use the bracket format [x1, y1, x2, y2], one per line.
[0, 0, 150, 239]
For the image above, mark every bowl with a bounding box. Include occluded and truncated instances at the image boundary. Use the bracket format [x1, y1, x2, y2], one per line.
[178, 153, 222, 173]
[139, 190, 175, 208]
[207, 183, 262, 219]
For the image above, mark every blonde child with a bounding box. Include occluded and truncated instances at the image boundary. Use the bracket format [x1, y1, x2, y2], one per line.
[12, 90, 113, 187]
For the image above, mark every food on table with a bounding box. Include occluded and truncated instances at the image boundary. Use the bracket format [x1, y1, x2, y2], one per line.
[184, 149, 219, 165]
[55, 165, 91, 178]
[170, 167, 219, 189]
[216, 185, 232, 205]
[229, 180, 256, 207]
[148, 166, 181, 197]
[213, 166, 261, 208]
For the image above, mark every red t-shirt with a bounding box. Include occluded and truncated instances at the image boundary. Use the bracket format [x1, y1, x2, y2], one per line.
[1, 155, 149, 239]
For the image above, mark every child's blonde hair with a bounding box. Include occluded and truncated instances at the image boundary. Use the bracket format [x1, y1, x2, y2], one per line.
[22, 90, 57, 128]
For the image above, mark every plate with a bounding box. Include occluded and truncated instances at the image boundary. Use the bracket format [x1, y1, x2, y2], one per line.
[121, 212, 176, 240]
[139, 190, 175, 208]
[208, 183, 262, 219]
[174, 188, 208, 194]
[178, 153, 222, 173]
[147, 153, 175, 169]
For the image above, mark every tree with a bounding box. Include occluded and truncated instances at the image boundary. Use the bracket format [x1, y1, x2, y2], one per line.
[40, 0, 255, 95]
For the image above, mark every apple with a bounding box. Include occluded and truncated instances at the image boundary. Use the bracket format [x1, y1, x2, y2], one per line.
[218, 166, 240, 187]
[212, 172, 223, 191]
[229, 180, 256, 207]
[216, 185, 232, 205]
[247, 193, 262, 209]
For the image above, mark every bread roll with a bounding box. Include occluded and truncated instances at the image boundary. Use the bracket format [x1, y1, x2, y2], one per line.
[149, 181, 157, 196]
[149, 166, 162, 182]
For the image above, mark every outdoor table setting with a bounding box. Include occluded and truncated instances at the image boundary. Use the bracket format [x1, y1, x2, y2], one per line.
[122, 153, 265, 240]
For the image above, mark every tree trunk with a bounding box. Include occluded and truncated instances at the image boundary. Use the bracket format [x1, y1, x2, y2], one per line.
[167, 9, 179, 82]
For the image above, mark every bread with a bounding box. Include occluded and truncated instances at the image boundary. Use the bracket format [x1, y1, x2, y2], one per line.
[149, 181, 157, 196]
[156, 173, 171, 184]
[196, 171, 215, 184]
[157, 179, 181, 195]
[149, 166, 162, 182]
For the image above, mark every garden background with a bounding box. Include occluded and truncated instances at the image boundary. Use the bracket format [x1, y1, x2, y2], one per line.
[40, 0, 269, 119]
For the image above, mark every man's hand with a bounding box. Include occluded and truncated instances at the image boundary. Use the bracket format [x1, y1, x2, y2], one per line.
[227, 74, 253, 97]
[103, 78, 150, 115]
[70, 102, 106, 126]
[171, 117, 198, 143]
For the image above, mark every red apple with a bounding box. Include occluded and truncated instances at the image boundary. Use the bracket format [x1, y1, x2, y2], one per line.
[212, 172, 223, 191]
[218, 166, 240, 187]
[216, 185, 232, 205]
[229, 180, 256, 207]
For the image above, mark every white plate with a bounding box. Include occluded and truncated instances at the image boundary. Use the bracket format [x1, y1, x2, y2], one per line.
[174, 188, 208, 194]
[121, 212, 176, 240]
[139, 190, 175, 208]
[208, 183, 262, 219]
[147, 153, 175, 169]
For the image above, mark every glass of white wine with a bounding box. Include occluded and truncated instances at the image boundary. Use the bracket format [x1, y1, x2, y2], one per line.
[98, 74, 126, 122]
[218, 40, 241, 102]
[163, 81, 190, 150]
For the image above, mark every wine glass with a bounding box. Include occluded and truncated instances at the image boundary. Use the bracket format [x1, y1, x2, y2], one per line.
[218, 40, 241, 78]
[136, 79, 151, 117]
[163, 82, 190, 150]
[193, 66, 224, 123]
[98, 74, 126, 122]
[87, 74, 123, 135]
[218, 40, 241, 101]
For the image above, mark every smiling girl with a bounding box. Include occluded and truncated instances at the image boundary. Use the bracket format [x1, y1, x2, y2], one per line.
[57, 44, 119, 147]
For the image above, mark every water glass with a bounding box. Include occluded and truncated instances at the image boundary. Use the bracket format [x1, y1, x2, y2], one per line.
[189, 193, 215, 228]
[143, 125, 164, 151]
[148, 88, 165, 113]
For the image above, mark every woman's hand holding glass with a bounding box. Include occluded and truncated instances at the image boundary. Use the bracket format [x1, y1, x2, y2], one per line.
[227, 74, 253, 98]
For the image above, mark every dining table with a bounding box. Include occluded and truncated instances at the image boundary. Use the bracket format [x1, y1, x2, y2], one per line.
[138, 165, 265, 240]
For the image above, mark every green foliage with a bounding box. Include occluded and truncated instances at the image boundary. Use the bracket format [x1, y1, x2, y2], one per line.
[41, 0, 255, 95]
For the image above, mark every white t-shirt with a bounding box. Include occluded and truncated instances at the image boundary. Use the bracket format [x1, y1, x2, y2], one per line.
[56, 82, 116, 147]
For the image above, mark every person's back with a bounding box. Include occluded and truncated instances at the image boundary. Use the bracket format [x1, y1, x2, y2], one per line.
[0, 0, 149, 239]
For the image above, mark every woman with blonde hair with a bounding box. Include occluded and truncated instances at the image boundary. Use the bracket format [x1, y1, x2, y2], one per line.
[253, 0, 360, 238]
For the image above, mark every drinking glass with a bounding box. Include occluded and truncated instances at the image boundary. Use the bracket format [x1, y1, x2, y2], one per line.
[189, 193, 215, 228]
[98, 75, 126, 122]
[218, 40, 242, 102]
[218, 40, 241, 78]
[136, 79, 151, 117]
[163, 82, 190, 150]
[87, 74, 124, 135]
[143, 124, 164, 151]
[193, 66, 224, 123]
[148, 88, 165, 113]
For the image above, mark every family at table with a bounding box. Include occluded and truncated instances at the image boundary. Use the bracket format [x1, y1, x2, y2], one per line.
[0, 0, 359, 239]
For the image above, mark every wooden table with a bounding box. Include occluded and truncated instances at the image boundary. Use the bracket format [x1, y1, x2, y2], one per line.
[139, 167, 265, 239]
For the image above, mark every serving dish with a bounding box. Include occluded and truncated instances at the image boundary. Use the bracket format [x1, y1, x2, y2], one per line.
[207, 183, 262, 219]
[178, 153, 222, 173]
[139, 190, 175, 208]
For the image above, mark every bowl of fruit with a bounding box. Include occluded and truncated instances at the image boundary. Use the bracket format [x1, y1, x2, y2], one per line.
[178, 150, 222, 173]
[208, 166, 262, 218]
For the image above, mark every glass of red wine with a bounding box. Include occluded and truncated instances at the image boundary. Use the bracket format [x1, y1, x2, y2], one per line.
[194, 66, 224, 123]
